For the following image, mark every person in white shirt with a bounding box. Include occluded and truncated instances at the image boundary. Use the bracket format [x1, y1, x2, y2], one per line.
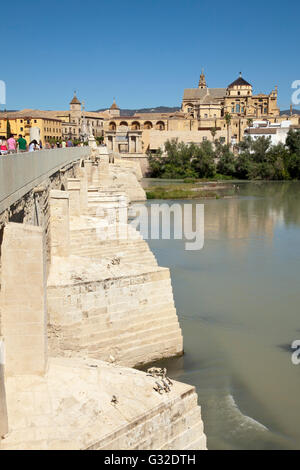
[29, 139, 38, 152]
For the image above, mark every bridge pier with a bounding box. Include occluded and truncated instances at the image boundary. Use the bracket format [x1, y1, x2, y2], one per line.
[0, 339, 8, 439]
[49, 190, 70, 258]
[67, 179, 81, 217]
[1, 223, 47, 376]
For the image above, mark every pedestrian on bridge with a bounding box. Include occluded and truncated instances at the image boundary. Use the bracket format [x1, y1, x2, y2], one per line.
[0, 137, 8, 155]
[28, 140, 39, 152]
[7, 134, 17, 154]
[17, 134, 27, 152]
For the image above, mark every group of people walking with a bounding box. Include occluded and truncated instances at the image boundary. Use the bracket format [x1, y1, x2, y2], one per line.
[0, 135, 78, 155]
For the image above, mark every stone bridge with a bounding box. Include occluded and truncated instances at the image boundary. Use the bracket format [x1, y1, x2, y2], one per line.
[0, 147, 90, 226]
[0, 146, 206, 450]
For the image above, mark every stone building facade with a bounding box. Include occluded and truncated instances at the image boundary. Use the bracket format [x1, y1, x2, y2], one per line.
[49, 93, 105, 141]
[102, 72, 282, 170]
[182, 71, 280, 119]
[0, 110, 62, 145]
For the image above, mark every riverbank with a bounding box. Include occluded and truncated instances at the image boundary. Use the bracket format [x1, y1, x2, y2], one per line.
[144, 180, 238, 200]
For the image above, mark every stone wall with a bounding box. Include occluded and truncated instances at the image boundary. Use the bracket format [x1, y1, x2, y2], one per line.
[0, 358, 206, 450]
[47, 165, 183, 366]
[0, 148, 207, 450]
[0, 339, 8, 439]
[0, 223, 47, 376]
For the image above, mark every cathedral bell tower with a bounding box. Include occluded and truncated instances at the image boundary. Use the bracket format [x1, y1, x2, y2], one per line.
[198, 69, 207, 89]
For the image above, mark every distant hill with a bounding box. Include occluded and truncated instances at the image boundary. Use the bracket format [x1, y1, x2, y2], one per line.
[280, 109, 300, 115]
[95, 106, 181, 116]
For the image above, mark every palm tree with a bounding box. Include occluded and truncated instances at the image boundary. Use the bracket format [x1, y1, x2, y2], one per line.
[210, 127, 217, 142]
[224, 112, 231, 146]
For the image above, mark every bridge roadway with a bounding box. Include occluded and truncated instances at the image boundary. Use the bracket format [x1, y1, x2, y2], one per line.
[0, 147, 90, 215]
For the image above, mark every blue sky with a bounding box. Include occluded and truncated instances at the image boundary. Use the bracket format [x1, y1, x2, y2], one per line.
[1, 0, 300, 111]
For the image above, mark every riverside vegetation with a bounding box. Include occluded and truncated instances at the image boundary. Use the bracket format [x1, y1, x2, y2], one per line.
[147, 129, 300, 188]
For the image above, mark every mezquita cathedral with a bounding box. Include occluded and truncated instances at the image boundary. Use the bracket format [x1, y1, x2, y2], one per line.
[182, 70, 279, 119]
[101, 71, 288, 172]
[16, 71, 295, 174]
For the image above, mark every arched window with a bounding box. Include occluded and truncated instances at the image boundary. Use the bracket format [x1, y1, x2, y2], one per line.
[119, 121, 128, 127]
[236, 104, 240, 113]
[131, 121, 140, 130]
[109, 121, 116, 131]
[156, 121, 165, 130]
[144, 121, 153, 130]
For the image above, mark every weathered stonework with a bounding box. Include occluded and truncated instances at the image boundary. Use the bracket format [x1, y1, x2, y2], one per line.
[0, 148, 206, 450]
[47, 163, 183, 366]
[0, 339, 8, 439]
[0, 357, 206, 450]
[1, 223, 47, 376]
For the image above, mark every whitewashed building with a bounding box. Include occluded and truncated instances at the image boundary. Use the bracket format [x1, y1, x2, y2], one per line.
[244, 120, 292, 145]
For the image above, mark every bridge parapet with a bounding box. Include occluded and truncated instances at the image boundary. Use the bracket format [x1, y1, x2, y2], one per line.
[0, 147, 90, 215]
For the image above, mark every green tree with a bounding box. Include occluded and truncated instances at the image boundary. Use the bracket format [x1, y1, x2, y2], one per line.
[191, 140, 216, 178]
[6, 119, 11, 138]
[224, 113, 232, 146]
[216, 143, 236, 176]
[210, 127, 217, 142]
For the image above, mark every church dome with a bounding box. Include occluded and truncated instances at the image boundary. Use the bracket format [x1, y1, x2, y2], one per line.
[110, 98, 119, 110]
[228, 75, 252, 88]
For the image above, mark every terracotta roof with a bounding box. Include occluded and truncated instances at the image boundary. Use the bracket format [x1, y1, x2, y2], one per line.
[0, 109, 62, 121]
[183, 88, 226, 101]
[246, 128, 276, 135]
[70, 94, 81, 105]
[46, 110, 105, 119]
[228, 76, 252, 88]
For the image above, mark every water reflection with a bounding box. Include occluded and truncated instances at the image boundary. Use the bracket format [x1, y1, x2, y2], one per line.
[144, 181, 300, 450]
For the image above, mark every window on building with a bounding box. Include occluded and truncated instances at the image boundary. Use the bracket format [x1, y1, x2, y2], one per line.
[203, 136, 207, 141]
[34, 120, 37, 123]
[204, 114, 208, 118]
[27, 120, 30, 124]
[20, 127, 23, 131]
[264, 108, 268, 114]
[232, 107, 235, 113]
[236, 104, 240, 113]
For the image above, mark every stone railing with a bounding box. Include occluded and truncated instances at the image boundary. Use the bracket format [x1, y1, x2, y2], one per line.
[0, 147, 90, 215]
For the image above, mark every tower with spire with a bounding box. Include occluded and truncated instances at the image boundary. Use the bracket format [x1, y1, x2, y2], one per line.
[109, 97, 120, 117]
[70, 91, 81, 112]
[198, 69, 207, 89]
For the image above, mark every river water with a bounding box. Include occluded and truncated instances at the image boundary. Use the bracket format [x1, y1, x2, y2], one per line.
[143, 181, 300, 450]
